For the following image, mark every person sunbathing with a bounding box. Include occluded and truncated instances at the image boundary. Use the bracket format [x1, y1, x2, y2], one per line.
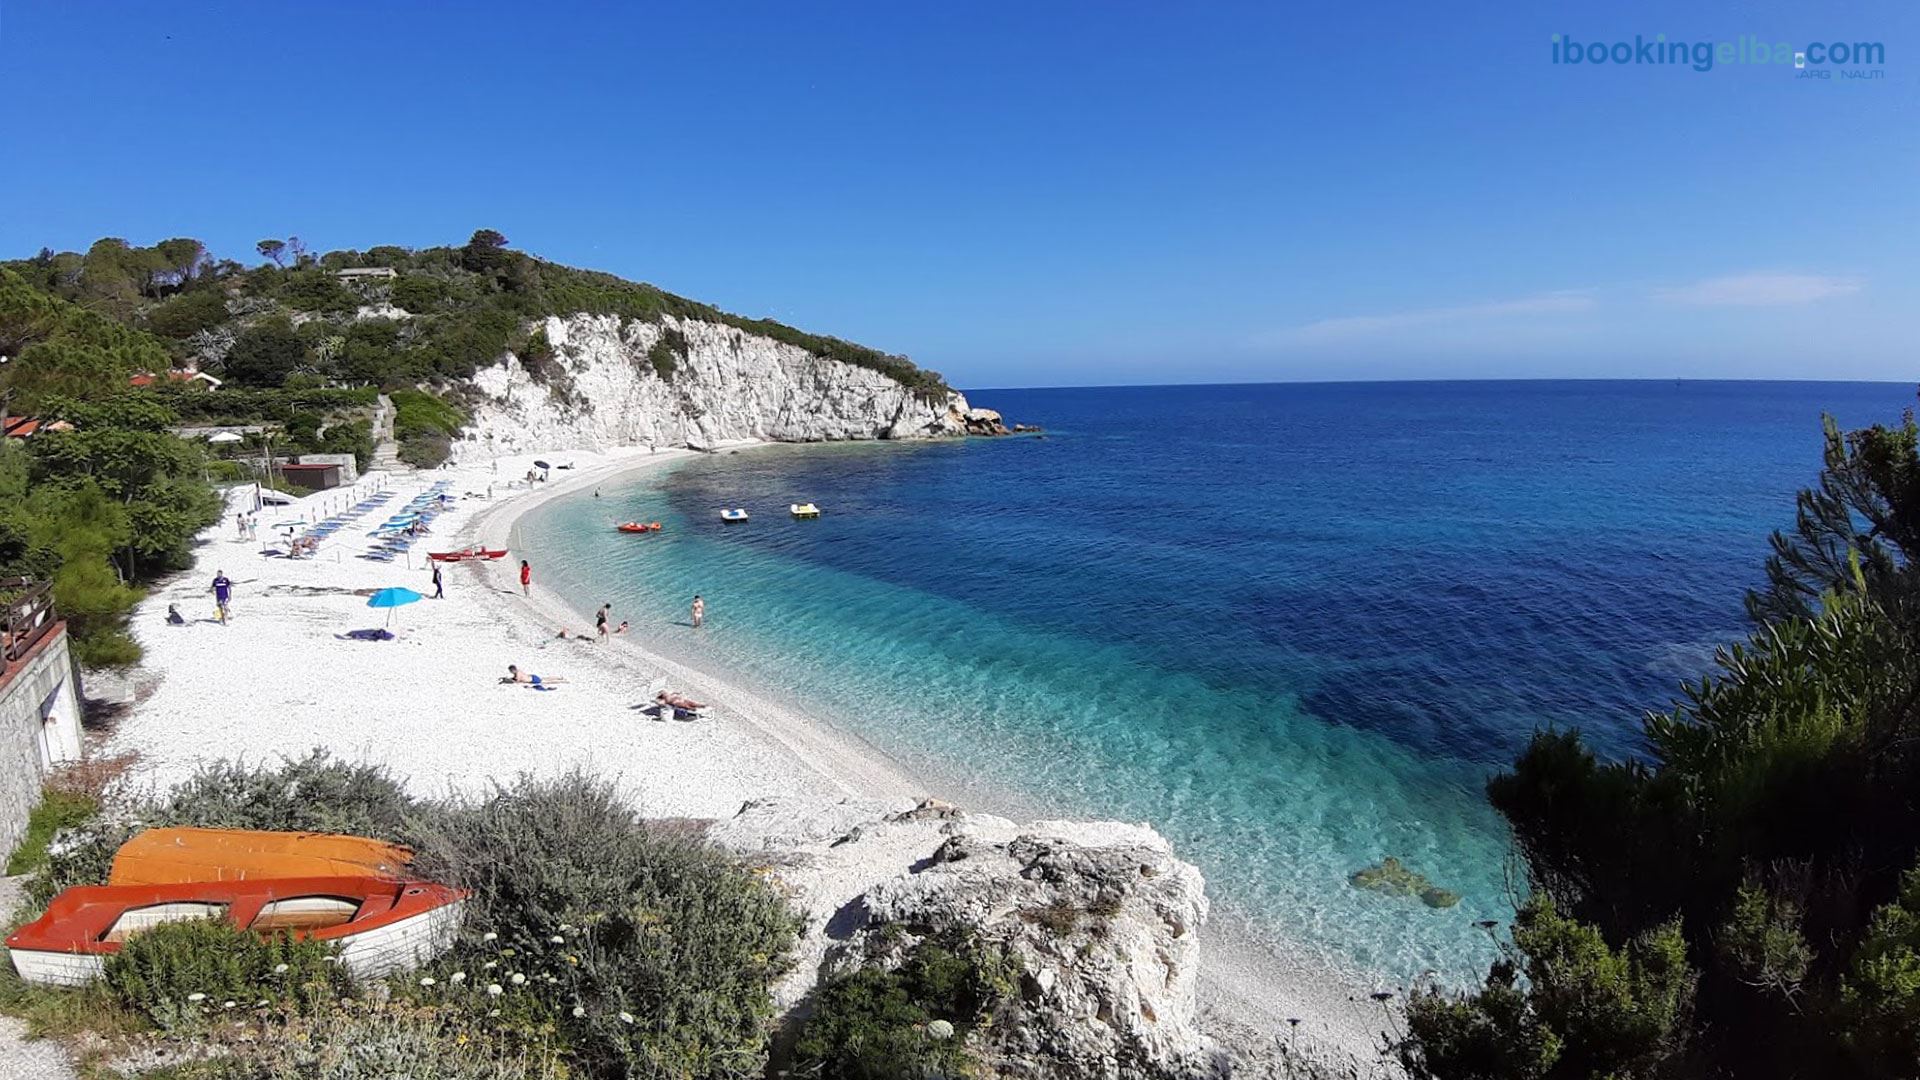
[655, 689, 707, 712]
[504, 664, 568, 688]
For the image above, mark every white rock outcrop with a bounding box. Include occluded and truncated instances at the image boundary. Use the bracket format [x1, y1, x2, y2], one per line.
[453, 314, 976, 457]
[711, 796, 1214, 1079]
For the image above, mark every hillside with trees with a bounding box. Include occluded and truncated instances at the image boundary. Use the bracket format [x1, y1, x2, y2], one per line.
[0, 231, 949, 666]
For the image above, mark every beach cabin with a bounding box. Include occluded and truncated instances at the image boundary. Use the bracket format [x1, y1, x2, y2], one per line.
[277, 461, 345, 492]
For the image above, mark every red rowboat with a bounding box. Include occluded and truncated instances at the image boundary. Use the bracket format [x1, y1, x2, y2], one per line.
[6, 876, 467, 987]
[427, 548, 509, 562]
[616, 522, 662, 533]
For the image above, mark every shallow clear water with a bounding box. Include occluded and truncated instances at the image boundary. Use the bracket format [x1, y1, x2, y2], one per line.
[514, 379, 1913, 984]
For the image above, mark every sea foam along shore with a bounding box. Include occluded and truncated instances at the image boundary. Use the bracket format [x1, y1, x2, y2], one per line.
[104, 443, 1395, 1070]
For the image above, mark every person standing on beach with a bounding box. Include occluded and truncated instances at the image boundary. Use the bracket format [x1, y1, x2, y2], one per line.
[211, 570, 233, 625]
[691, 595, 705, 628]
[596, 603, 611, 641]
[430, 563, 444, 600]
[520, 560, 532, 597]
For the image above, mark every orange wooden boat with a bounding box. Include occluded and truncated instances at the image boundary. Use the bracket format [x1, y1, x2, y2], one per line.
[6, 876, 466, 987]
[109, 828, 414, 886]
[616, 522, 662, 533]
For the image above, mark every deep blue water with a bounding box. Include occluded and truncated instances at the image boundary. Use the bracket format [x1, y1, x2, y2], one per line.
[515, 380, 1913, 983]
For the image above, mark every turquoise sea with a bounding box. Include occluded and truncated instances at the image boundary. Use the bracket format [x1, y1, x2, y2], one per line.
[513, 380, 1914, 984]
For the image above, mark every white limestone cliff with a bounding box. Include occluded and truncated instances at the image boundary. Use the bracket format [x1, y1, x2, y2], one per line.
[453, 314, 982, 458]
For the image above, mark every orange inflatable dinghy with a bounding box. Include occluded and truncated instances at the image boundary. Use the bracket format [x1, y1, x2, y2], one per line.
[108, 828, 414, 886]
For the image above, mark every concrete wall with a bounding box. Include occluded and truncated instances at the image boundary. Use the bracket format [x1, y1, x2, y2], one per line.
[0, 624, 83, 858]
[297, 453, 360, 484]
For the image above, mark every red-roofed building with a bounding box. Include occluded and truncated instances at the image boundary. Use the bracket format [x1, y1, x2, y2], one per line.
[3, 418, 73, 440]
[129, 367, 222, 390]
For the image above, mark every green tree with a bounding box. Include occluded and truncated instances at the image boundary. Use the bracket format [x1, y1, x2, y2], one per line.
[278, 267, 359, 314]
[390, 274, 447, 313]
[1844, 862, 1920, 1070]
[460, 228, 512, 273]
[222, 317, 308, 387]
[152, 237, 209, 291]
[1749, 411, 1920, 625]
[144, 289, 229, 339]
[1400, 898, 1694, 1080]
[256, 238, 287, 267]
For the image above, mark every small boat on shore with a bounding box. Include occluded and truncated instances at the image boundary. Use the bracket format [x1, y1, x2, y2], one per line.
[7, 876, 467, 987]
[428, 547, 508, 562]
[790, 503, 821, 518]
[109, 828, 413, 886]
[616, 522, 663, 533]
[720, 508, 750, 523]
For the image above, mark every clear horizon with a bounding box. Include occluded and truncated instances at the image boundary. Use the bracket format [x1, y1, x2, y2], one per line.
[2, 1, 1914, 387]
[965, 374, 1920, 393]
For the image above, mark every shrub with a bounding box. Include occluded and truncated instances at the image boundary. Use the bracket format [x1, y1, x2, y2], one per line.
[5, 789, 100, 876]
[406, 772, 802, 1080]
[790, 935, 1021, 1080]
[646, 328, 686, 380]
[391, 274, 448, 313]
[103, 917, 348, 1029]
[158, 750, 419, 841]
[1843, 862, 1920, 1070]
[205, 459, 251, 482]
[1398, 896, 1694, 1080]
[27, 814, 137, 908]
[391, 387, 466, 432]
[222, 319, 308, 388]
[199, 1001, 566, 1080]
[146, 290, 230, 340]
[277, 269, 359, 315]
[399, 432, 453, 469]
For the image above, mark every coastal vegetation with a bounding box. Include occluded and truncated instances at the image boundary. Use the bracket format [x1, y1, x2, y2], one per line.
[0, 230, 948, 662]
[4, 231, 948, 398]
[792, 933, 1023, 1079]
[5, 753, 806, 1079]
[1397, 405, 1920, 1079]
[2, 751, 1090, 1080]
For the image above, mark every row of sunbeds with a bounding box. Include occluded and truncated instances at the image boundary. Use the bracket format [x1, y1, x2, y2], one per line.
[358, 482, 454, 563]
[292, 489, 399, 550]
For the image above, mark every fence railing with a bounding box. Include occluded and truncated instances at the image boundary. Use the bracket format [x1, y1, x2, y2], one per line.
[2, 577, 57, 665]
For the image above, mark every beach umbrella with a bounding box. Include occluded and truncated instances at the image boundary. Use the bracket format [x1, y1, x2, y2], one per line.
[207, 431, 244, 445]
[533, 460, 551, 470]
[366, 586, 424, 627]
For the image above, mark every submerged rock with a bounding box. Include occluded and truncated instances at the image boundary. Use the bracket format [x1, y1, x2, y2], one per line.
[1350, 856, 1460, 908]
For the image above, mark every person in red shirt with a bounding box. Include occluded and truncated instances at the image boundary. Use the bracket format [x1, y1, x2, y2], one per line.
[519, 560, 532, 597]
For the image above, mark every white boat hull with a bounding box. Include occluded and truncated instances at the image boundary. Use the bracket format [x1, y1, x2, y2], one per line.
[4, 899, 465, 987]
[7, 947, 105, 988]
[338, 897, 465, 979]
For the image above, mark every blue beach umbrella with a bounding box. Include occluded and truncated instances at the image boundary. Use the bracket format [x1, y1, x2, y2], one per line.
[366, 586, 424, 627]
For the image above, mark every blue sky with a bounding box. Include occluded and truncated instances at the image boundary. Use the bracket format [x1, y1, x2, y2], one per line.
[1, 1, 1914, 388]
